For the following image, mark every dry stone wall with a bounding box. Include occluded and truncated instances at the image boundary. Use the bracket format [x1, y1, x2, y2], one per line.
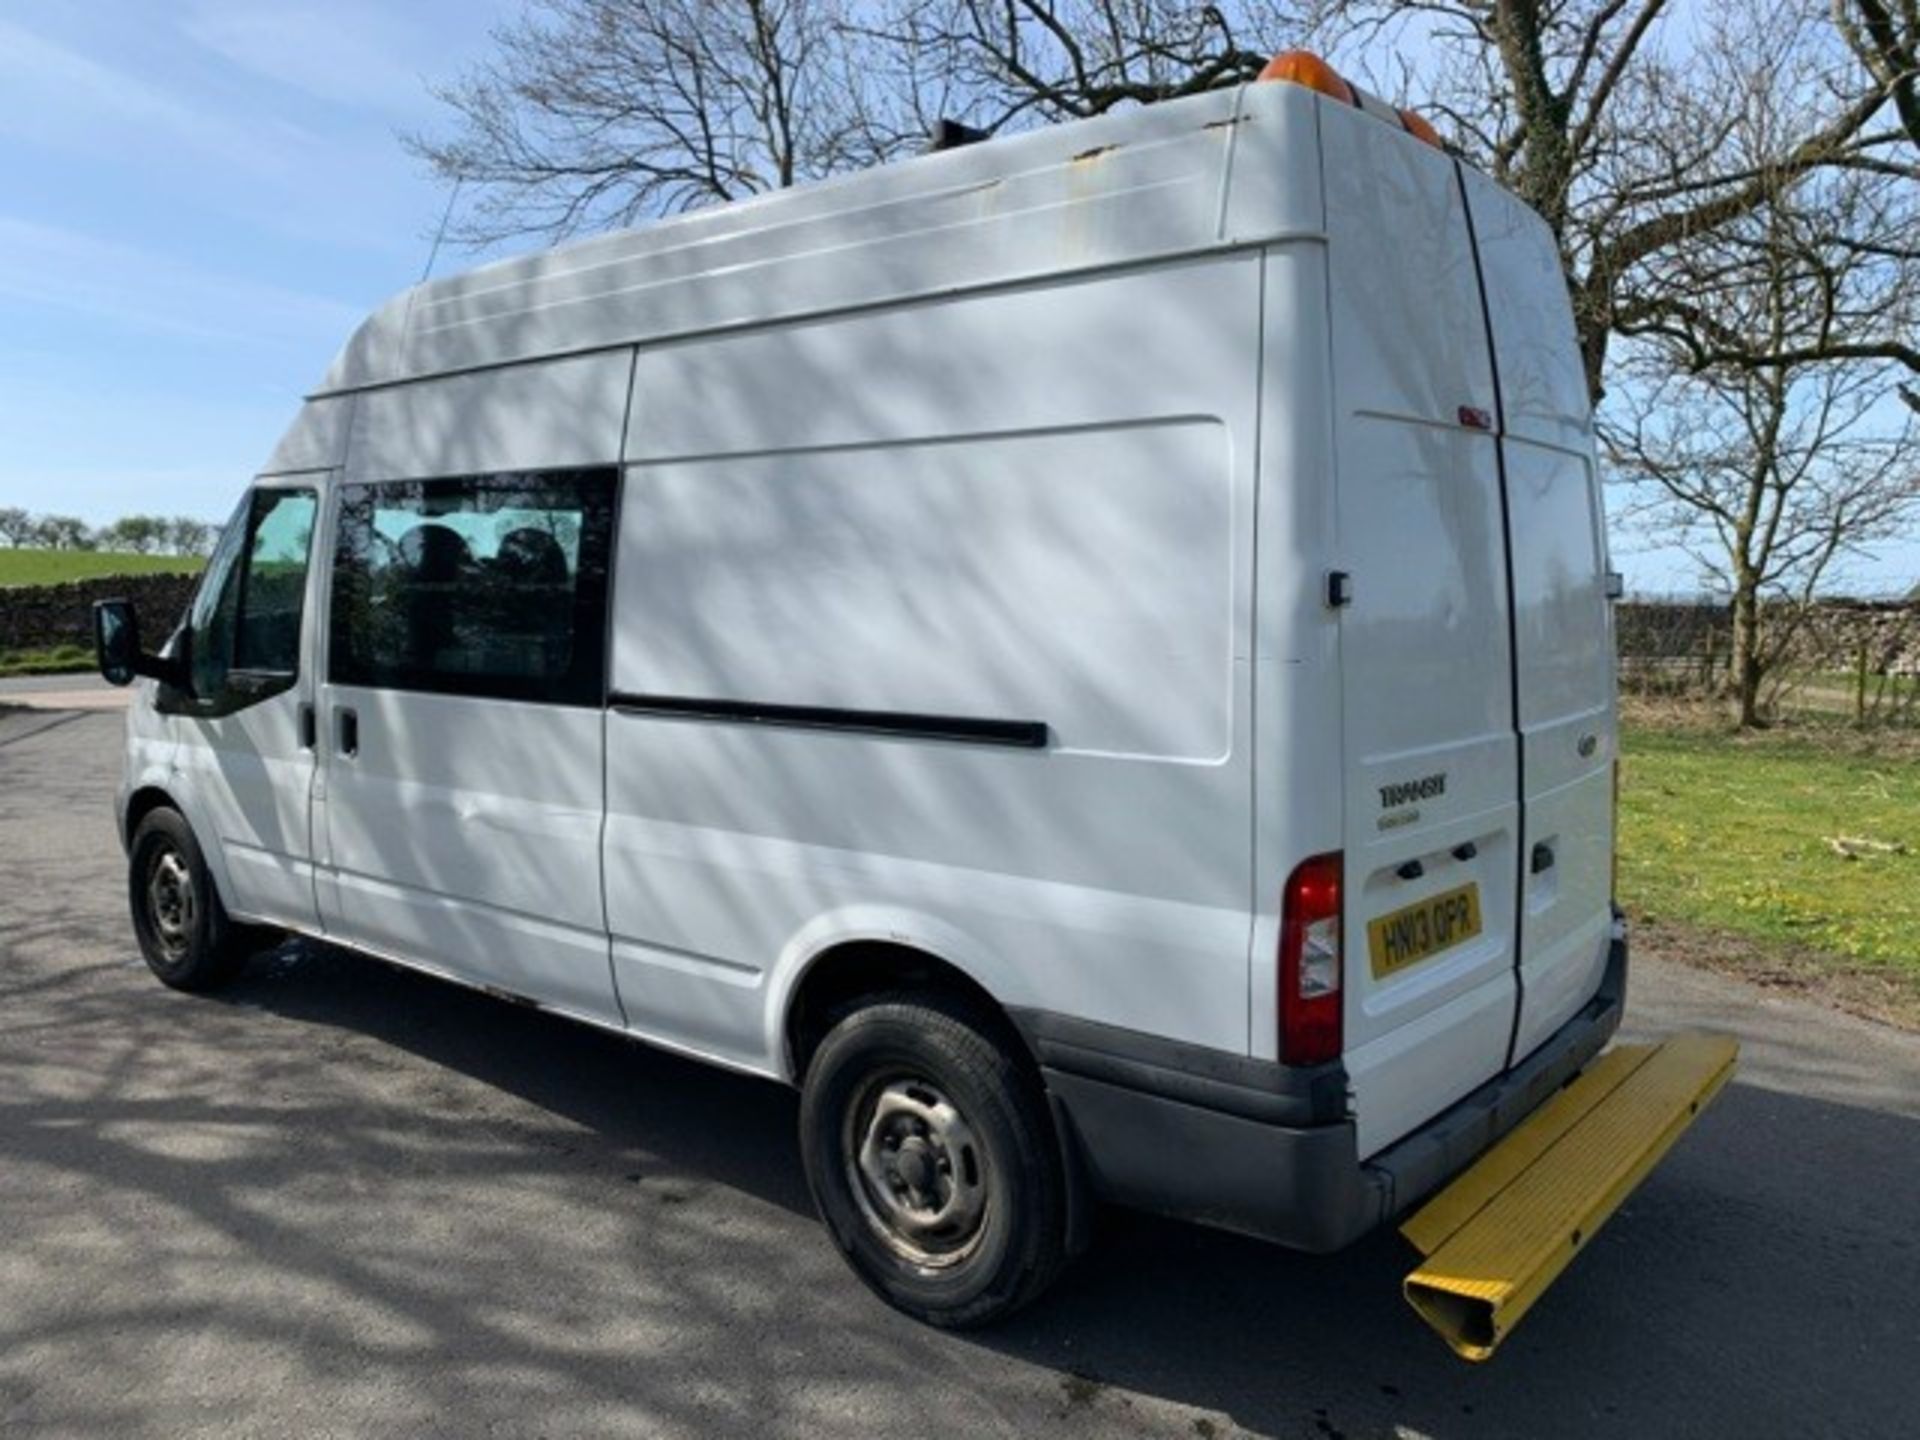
[0, 574, 199, 653]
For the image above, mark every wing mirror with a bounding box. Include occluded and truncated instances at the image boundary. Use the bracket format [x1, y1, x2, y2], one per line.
[92, 599, 187, 690]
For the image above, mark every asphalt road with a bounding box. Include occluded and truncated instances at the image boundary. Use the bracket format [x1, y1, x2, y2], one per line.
[0, 673, 126, 712]
[2, 706, 1916, 1438]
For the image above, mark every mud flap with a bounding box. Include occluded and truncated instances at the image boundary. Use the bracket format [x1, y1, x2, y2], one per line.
[1400, 1032, 1738, 1360]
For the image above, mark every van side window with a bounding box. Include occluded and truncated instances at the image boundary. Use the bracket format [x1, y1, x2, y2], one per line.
[328, 469, 616, 706]
[190, 487, 318, 703]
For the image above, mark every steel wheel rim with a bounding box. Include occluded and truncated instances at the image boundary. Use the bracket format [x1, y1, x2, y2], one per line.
[146, 848, 195, 959]
[843, 1073, 990, 1269]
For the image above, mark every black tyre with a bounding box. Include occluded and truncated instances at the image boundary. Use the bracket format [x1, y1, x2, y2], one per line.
[799, 992, 1069, 1328]
[128, 807, 248, 992]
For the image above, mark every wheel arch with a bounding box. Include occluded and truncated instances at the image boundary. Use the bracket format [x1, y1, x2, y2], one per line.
[121, 781, 241, 921]
[777, 929, 1096, 1260]
[781, 937, 1035, 1085]
[123, 784, 181, 848]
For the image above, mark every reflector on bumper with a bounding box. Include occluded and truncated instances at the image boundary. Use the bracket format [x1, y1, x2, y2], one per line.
[1400, 1032, 1739, 1361]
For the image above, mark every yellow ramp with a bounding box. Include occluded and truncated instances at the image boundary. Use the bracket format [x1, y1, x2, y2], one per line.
[1400, 1032, 1738, 1361]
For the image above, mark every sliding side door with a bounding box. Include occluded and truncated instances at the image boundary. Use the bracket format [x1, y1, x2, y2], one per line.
[313, 357, 629, 1025]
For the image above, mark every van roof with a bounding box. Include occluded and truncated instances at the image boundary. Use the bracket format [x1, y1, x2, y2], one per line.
[314, 82, 1329, 396]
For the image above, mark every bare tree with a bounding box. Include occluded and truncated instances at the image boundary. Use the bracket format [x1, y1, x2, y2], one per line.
[420, 3, 1915, 391]
[0, 506, 29, 547]
[166, 517, 217, 557]
[407, 0, 932, 245]
[1835, 0, 1920, 146]
[32, 516, 95, 551]
[1608, 177, 1920, 725]
[409, 2, 1319, 245]
[417, 3, 1920, 637]
[881, 2, 1298, 126]
[1312, 0, 1918, 403]
[104, 515, 168, 555]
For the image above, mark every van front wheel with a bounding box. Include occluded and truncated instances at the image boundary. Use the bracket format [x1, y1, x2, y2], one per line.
[128, 808, 247, 992]
[799, 993, 1068, 1327]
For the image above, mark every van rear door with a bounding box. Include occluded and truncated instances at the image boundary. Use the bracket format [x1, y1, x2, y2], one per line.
[1459, 168, 1618, 1062]
[1318, 105, 1522, 1158]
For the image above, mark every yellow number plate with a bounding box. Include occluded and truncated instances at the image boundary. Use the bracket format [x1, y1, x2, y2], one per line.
[1367, 883, 1483, 979]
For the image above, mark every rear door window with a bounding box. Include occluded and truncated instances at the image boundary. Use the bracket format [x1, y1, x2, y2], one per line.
[328, 469, 617, 706]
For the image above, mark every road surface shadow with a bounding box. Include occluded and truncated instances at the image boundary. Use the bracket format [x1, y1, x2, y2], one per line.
[209, 935, 1917, 1438]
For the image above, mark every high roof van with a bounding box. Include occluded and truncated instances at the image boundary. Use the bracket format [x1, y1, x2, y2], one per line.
[94, 56, 1655, 1341]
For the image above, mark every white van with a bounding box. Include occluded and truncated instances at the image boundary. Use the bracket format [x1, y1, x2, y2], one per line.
[96, 56, 1632, 1332]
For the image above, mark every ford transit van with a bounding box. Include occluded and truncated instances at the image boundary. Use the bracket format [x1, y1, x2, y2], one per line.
[95, 56, 1691, 1349]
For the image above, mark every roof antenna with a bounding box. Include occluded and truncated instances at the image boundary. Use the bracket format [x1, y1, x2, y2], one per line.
[419, 177, 465, 285]
[397, 176, 465, 349]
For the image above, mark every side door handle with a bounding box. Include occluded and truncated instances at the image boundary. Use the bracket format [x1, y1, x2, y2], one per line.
[335, 705, 359, 758]
[298, 702, 317, 750]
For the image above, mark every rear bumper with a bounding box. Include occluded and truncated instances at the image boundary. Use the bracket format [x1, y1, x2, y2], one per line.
[1022, 919, 1628, 1252]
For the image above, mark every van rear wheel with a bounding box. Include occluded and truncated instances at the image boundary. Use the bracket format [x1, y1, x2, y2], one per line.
[799, 992, 1068, 1327]
[128, 808, 248, 992]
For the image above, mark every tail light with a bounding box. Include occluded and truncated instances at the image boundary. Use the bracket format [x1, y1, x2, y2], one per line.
[1280, 852, 1344, 1065]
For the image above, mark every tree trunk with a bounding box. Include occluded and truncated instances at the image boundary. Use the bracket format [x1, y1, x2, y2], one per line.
[1730, 585, 1765, 727]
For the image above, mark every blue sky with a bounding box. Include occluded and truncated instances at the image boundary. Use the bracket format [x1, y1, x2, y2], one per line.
[0, 2, 1911, 595]
[0, 0, 517, 528]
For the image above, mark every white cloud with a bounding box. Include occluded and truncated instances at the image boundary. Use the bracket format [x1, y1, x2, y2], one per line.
[179, 1, 438, 115]
[0, 217, 362, 347]
[0, 15, 316, 176]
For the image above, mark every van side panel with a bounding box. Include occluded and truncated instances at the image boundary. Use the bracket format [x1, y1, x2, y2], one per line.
[612, 423, 1231, 761]
[1460, 169, 1617, 1060]
[1317, 101, 1521, 1158]
[317, 354, 630, 1027]
[602, 259, 1261, 1071]
[260, 397, 351, 478]
[320, 84, 1327, 394]
[343, 352, 629, 479]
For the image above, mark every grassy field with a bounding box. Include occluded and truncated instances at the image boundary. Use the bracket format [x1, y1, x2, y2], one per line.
[1619, 713, 1920, 1024]
[0, 549, 204, 586]
[0, 644, 94, 677]
[0, 550, 204, 675]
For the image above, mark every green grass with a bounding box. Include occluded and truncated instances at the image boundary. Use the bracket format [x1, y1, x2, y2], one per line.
[1619, 720, 1920, 1015]
[1806, 670, 1919, 697]
[0, 549, 203, 586]
[0, 644, 94, 677]
[1793, 672, 1920, 719]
